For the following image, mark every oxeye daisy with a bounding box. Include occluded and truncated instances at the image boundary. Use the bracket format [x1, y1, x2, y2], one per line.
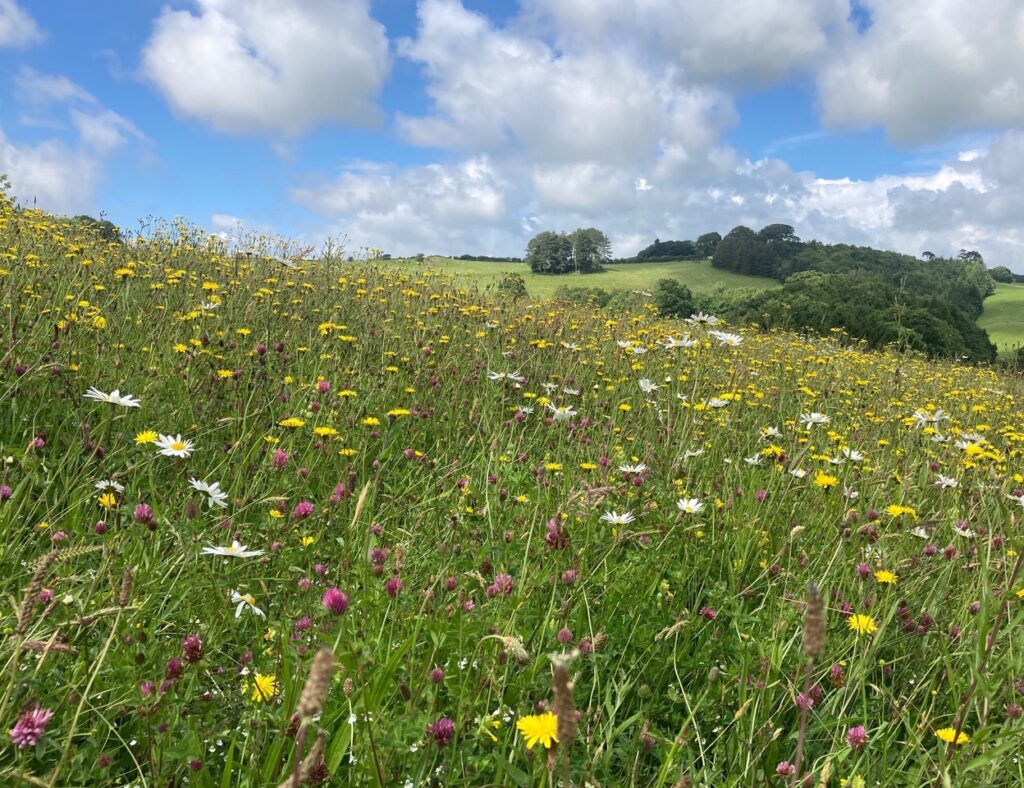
[600, 510, 635, 525]
[156, 434, 194, 458]
[83, 387, 141, 408]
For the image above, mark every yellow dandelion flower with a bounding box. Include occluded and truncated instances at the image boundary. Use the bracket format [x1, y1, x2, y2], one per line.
[247, 673, 278, 703]
[98, 492, 118, 509]
[135, 430, 158, 445]
[516, 712, 558, 750]
[848, 614, 877, 636]
[935, 728, 969, 745]
[279, 417, 305, 429]
[874, 570, 897, 584]
[813, 472, 839, 489]
[313, 426, 338, 437]
[217, 369, 234, 379]
[362, 417, 381, 427]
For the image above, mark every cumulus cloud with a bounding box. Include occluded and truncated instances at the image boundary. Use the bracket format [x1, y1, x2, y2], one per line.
[141, 0, 390, 135]
[818, 0, 1024, 143]
[3, 70, 146, 214]
[0, 0, 43, 48]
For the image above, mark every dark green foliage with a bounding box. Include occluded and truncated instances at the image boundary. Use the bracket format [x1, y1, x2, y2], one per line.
[652, 278, 693, 318]
[71, 215, 122, 243]
[496, 272, 527, 299]
[696, 231, 722, 258]
[636, 239, 700, 260]
[989, 265, 1015, 283]
[553, 285, 613, 307]
[526, 228, 610, 274]
[456, 254, 523, 262]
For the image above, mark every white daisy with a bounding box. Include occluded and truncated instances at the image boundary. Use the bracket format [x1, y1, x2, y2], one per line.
[676, 498, 704, 514]
[709, 330, 743, 347]
[952, 522, 975, 538]
[842, 448, 865, 462]
[487, 370, 525, 384]
[94, 479, 125, 494]
[638, 378, 659, 394]
[911, 526, 929, 539]
[842, 486, 859, 500]
[203, 541, 264, 558]
[600, 511, 636, 525]
[546, 404, 577, 422]
[789, 468, 809, 479]
[686, 312, 720, 326]
[663, 336, 696, 349]
[799, 412, 830, 428]
[618, 463, 647, 474]
[83, 387, 141, 408]
[760, 426, 782, 439]
[156, 433, 195, 458]
[912, 409, 948, 429]
[231, 590, 265, 618]
[743, 454, 762, 466]
[630, 345, 648, 355]
[189, 477, 229, 508]
[705, 398, 729, 408]
[683, 449, 705, 459]
[934, 475, 959, 490]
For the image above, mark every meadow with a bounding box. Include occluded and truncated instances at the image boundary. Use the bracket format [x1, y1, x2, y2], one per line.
[978, 282, 1024, 356]
[387, 256, 779, 300]
[2, 194, 1024, 786]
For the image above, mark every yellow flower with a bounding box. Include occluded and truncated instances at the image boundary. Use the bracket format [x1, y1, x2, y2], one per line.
[884, 504, 917, 520]
[544, 462, 562, 472]
[362, 417, 381, 427]
[935, 727, 969, 745]
[848, 614, 877, 636]
[91, 315, 107, 330]
[279, 417, 305, 428]
[813, 472, 839, 489]
[247, 673, 278, 703]
[135, 430, 158, 445]
[387, 408, 410, 417]
[269, 509, 283, 519]
[217, 369, 234, 379]
[302, 535, 315, 547]
[1015, 587, 1024, 599]
[97, 492, 118, 509]
[338, 389, 357, 398]
[313, 426, 338, 437]
[516, 712, 558, 750]
[874, 570, 897, 584]
[618, 403, 632, 411]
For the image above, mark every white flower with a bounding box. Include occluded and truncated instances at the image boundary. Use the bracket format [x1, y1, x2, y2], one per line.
[618, 463, 647, 474]
[663, 336, 696, 349]
[230, 590, 265, 618]
[542, 382, 559, 393]
[912, 409, 948, 428]
[828, 456, 845, 466]
[517, 406, 534, 415]
[487, 370, 525, 384]
[600, 510, 635, 525]
[156, 433, 194, 458]
[1006, 493, 1024, 506]
[935, 474, 959, 490]
[561, 387, 580, 396]
[683, 449, 705, 459]
[709, 330, 742, 347]
[911, 526, 929, 539]
[94, 479, 125, 494]
[686, 312, 719, 326]
[760, 426, 782, 439]
[842, 448, 864, 462]
[189, 477, 229, 508]
[546, 404, 577, 422]
[705, 398, 729, 408]
[676, 498, 704, 514]
[638, 378, 659, 394]
[789, 468, 809, 479]
[560, 342, 580, 351]
[952, 522, 975, 538]
[615, 340, 632, 349]
[83, 387, 141, 408]
[630, 345, 648, 355]
[799, 412, 830, 428]
[930, 434, 950, 443]
[743, 454, 762, 466]
[204, 541, 264, 558]
[842, 485, 859, 500]
[200, 301, 220, 310]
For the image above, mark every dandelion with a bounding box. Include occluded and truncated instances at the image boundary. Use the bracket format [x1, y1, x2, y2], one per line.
[516, 712, 558, 750]
[10, 706, 54, 749]
[279, 417, 305, 429]
[874, 570, 897, 584]
[247, 673, 278, 703]
[848, 614, 877, 636]
[935, 727, 969, 745]
[83, 387, 140, 407]
[813, 472, 839, 489]
[156, 434, 194, 458]
[135, 430, 158, 445]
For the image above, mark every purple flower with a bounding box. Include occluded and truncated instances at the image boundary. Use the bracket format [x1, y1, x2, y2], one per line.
[0, 485, 11, 502]
[273, 449, 289, 469]
[775, 761, 796, 777]
[133, 503, 154, 524]
[699, 606, 717, 620]
[183, 634, 204, 663]
[426, 716, 455, 746]
[291, 501, 314, 519]
[429, 667, 445, 683]
[847, 725, 868, 750]
[165, 658, 184, 680]
[385, 577, 404, 598]
[556, 627, 573, 644]
[10, 706, 54, 749]
[795, 692, 814, 711]
[322, 587, 349, 614]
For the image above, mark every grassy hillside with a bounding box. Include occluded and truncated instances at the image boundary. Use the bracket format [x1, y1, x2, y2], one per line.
[384, 257, 778, 299]
[978, 282, 1024, 355]
[4, 197, 1024, 785]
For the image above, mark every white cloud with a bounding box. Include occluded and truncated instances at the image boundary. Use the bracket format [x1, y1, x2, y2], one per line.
[0, 0, 43, 48]
[818, 0, 1024, 143]
[2, 71, 146, 215]
[141, 0, 390, 136]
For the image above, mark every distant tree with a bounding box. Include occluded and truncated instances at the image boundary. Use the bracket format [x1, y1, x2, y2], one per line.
[570, 227, 611, 272]
[758, 223, 799, 244]
[696, 231, 722, 258]
[921, 251, 936, 261]
[72, 214, 122, 243]
[957, 249, 984, 265]
[636, 239, 699, 260]
[526, 231, 573, 274]
[652, 279, 694, 318]
[989, 265, 1015, 283]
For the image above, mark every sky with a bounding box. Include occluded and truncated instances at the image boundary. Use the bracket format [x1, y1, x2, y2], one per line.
[2, 0, 1024, 268]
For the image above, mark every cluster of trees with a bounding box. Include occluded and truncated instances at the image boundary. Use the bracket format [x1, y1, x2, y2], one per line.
[634, 233, 721, 261]
[454, 254, 523, 263]
[71, 215, 122, 243]
[525, 228, 611, 274]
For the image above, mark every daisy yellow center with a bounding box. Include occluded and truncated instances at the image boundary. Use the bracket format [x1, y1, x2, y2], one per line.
[171, 441, 187, 451]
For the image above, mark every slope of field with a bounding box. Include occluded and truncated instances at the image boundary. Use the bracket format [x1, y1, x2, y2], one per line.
[385, 257, 778, 299]
[978, 282, 1024, 355]
[4, 197, 1024, 786]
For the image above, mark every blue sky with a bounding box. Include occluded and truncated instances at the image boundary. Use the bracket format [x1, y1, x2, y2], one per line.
[2, 0, 1023, 267]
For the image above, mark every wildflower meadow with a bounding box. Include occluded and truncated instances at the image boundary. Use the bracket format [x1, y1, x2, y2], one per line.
[2, 190, 1024, 786]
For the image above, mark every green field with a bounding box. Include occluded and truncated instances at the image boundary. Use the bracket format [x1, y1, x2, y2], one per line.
[385, 257, 779, 299]
[978, 282, 1024, 355]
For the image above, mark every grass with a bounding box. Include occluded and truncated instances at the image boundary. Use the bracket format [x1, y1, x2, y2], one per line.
[979, 282, 1024, 356]
[383, 257, 779, 299]
[2, 196, 1024, 786]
